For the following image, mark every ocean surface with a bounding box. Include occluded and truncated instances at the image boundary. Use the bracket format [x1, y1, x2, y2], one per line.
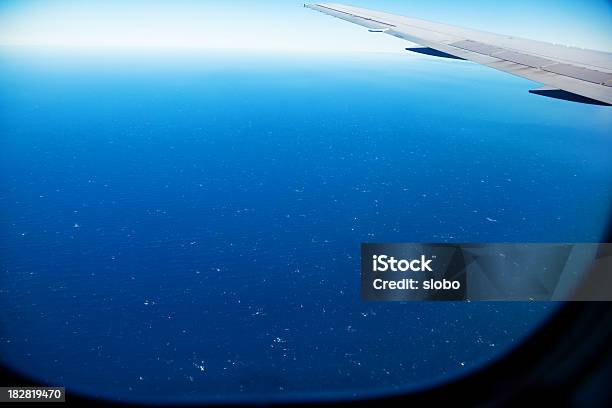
[0, 49, 611, 403]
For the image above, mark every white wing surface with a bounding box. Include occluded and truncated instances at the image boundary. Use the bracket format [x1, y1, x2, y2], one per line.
[306, 3, 612, 105]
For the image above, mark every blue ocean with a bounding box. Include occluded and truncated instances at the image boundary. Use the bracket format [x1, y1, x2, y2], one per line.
[1, 49, 611, 403]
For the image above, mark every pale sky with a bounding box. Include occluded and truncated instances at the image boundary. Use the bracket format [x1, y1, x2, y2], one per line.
[0, 0, 610, 53]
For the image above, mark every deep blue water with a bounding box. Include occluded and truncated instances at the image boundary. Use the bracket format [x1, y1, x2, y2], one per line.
[0, 49, 611, 403]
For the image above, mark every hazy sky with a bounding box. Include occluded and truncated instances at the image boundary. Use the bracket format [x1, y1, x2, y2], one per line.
[0, 0, 611, 53]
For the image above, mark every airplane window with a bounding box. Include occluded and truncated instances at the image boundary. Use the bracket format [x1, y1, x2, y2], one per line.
[1, 1, 611, 405]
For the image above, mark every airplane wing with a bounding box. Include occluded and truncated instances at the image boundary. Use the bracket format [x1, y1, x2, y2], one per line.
[305, 3, 612, 105]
